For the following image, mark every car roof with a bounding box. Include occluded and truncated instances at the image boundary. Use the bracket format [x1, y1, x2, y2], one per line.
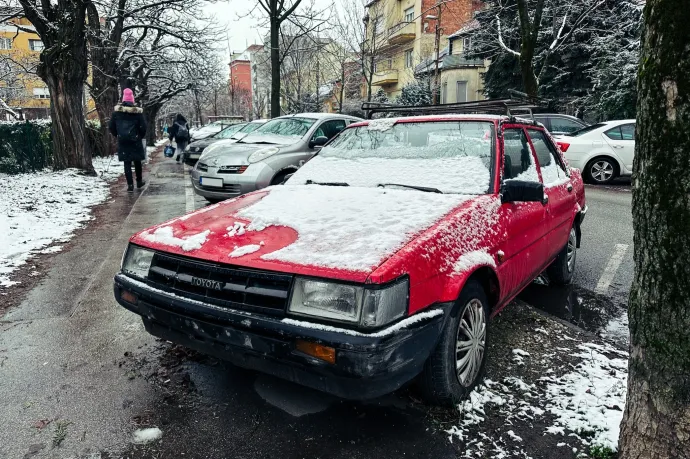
[348, 114, 542, 128]
[533, 113, 583, 120]
[277, 113, 361, 121]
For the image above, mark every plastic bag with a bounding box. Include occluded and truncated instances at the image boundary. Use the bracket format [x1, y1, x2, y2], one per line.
[164, 145, 175, 158]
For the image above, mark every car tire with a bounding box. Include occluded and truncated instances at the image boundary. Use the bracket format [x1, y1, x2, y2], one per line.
[584, 157, 618, 184]
[547, 227, 577, 285]
[418, 279, 490, 406]
[270, 170, 293, 186]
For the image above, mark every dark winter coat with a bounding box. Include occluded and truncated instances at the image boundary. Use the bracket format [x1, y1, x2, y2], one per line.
[109, 103, 147, 162]
[168, 115, 190, 143]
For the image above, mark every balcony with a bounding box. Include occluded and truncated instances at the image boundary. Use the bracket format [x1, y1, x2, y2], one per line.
[372, 69, 399, 86]
[388, 22, 415, 45]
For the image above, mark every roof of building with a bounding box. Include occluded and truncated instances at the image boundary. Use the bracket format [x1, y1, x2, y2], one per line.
[449, 19, 480, 38]
[246, 44, 263, 53]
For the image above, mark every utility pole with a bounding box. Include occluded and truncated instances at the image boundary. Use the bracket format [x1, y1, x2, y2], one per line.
[431, 3, 443, 105]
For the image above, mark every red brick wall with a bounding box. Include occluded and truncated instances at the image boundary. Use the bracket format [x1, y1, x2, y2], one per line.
[420, 0, 481, 36]
[229, 60, 252, 96]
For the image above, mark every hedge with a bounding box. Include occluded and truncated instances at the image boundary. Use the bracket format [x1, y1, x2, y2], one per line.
[0, 120, 107, 174]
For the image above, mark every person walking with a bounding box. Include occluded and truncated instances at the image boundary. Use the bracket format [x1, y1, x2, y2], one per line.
[109, 88, 147, 192]
[168, 114, 190, 163]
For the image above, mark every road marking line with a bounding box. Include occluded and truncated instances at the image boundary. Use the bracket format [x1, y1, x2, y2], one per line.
[595, 244, 629, 294]
[184, 165, 195, 213]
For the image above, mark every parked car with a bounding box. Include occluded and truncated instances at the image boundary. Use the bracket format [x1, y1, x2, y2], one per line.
[191, 113, 361, 202]
[553, 120, 635, 184]
[191, 119, 244, 141]
[533, 114, 588, 136]
[185, 120, 268, 164]
[114, 113, 587, 405]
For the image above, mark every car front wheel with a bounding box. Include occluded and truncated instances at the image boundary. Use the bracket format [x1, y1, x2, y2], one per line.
[419, 279, 489, 406]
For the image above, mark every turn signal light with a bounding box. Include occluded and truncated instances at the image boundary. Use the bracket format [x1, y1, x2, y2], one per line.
[296, 340, 336, 364]
[121, 290, 138, 305]
[557, 142, 570, 152]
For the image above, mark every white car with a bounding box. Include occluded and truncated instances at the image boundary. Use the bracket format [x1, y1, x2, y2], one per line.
[554, 120, 635, 184]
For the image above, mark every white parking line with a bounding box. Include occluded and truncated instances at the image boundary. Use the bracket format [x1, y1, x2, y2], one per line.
[184, 165, 195, 213]
[595, 244, 629, 294]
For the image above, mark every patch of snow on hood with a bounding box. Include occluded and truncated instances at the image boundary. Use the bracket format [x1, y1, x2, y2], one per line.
[237, 185, 468, 271]
[140, 226, 210, 251]
[367, 117, 398, 132]
[229, 244, 262, 258]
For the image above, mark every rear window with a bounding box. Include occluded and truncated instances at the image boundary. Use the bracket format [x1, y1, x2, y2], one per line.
[570, 123, 606, 137]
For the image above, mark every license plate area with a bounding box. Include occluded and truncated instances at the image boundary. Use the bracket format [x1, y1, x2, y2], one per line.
[200, 177, 223, 187]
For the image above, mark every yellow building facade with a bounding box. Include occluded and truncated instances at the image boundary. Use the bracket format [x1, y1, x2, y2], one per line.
[0, 11, 50, 119]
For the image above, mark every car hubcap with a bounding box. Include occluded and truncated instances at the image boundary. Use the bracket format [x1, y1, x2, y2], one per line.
[591, 160, 613, 182]
[566, 229, 577, 272]
[456, 299, 486, 387]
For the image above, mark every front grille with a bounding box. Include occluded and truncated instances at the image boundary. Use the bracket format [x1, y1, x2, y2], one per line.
[147, 253, 293, 315]
[196, 163, 208, 172]
[217, 165, 248, 174]
[199, 183, 241, 193]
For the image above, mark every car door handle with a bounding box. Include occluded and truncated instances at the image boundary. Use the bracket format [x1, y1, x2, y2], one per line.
[612, 145, 624, 149]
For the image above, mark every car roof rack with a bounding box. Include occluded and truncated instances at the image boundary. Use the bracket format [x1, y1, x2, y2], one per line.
[361, 90, 547, 122]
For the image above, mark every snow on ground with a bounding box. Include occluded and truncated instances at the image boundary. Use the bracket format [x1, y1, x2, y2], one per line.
[0, 156, 122, 288]
[446, 332, 628, 458]
[237, 185, 467, 271]
[132, 427, 163, 444]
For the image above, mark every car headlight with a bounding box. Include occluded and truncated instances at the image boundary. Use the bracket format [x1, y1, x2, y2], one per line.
[288, 277, 408, 328]
[121, 245, 154, 279]
[248, 147, 280, 164]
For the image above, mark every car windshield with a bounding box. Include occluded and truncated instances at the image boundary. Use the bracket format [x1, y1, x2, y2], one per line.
[289, 120, 495, 194]
[214, 124, 246, 139]
[232, 122, 265, 139]
[252, 117, 315, 139]
[570, 123, 606, 137]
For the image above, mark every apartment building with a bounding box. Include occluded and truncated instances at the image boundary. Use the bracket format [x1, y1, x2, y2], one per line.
[364, 0, 482, 99]
[0, 7, 50, 119]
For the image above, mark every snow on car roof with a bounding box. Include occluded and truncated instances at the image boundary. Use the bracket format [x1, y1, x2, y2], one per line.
[278, 112, 361, 120]
[349, 114, 539, 129]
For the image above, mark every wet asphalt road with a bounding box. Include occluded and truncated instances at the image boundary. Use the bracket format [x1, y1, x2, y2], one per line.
[0, 158, 633, 458]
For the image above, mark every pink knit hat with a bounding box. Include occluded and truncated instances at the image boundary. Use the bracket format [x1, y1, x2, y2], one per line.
[122, 88, 135, 103]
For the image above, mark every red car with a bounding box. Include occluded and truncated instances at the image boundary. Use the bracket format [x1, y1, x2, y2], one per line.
[114, 114, 587, 405]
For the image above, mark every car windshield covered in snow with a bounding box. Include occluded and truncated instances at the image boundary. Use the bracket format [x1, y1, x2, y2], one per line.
[250, 117, 315, 139]
[291, 121, 494, 194]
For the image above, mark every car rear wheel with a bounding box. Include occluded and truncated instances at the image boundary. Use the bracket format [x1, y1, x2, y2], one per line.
[547, 227, 577, 285]
[584, 157, 617, 184]
[418, 279, 489, 406]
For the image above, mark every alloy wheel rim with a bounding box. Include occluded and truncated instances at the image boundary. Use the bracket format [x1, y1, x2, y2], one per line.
[456, 299, 486, 387]
[591, 161, 613, 182]
[566, 229, 577, 272]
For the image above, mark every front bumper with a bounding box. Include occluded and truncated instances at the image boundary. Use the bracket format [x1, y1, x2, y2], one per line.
[190, 162, 274, 199]
[113, 273, 448, 399]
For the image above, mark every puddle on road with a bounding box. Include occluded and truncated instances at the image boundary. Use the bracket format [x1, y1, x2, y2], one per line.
[518, 278, 629, 346]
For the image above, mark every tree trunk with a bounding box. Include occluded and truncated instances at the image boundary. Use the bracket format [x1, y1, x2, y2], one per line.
[144, 104, 161, 147]
[270, 18, 281, 118]
[44, 70, 94, 174]
[93, 88, 118, 157]
[618, 1, 690, 457]
[519, 49, 539, 98]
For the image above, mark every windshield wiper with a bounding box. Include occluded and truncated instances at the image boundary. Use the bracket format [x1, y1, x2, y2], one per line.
[306, 180, 349, 187]
[378, 183, 443, 194]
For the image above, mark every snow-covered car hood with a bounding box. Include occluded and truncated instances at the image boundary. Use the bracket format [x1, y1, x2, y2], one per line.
[129, 186, 469, 282]
[188, 137, 222, 150]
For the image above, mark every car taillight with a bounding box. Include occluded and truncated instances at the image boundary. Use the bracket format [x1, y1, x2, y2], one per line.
[557, 142, 570, 152]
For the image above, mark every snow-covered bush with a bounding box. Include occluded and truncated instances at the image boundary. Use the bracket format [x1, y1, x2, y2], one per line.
[0, 122, 52, 174]
[395, 81, 432, 106]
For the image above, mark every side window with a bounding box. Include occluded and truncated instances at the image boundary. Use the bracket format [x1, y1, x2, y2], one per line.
[604, 126, 623, 140]
[312, 120, 347, 140]
[528, 130, 567, 186]
[620, 124, 635, 140]
[503, 128, 538, 182]
[550, 117, 584, 134]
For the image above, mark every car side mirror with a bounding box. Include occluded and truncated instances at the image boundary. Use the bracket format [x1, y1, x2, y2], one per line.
[501, 180, 546, 204]
[309, 136, 329, 149]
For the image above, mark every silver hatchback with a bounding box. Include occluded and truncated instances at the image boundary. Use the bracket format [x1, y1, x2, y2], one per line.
[191, 113, 361, 202]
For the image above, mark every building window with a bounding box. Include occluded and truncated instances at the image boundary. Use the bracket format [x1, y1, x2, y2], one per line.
[404, 49, 413, 68]
[0, 38, 11, 50]
[374, 17, 384, 35]
[404, 7, 414, 22]
[462, 37, 472, 54]
[456, 81, 468, 102]
[33, 87, 50, 99]
[441, 82, 447, 104]
[29, 39, 44, 51]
